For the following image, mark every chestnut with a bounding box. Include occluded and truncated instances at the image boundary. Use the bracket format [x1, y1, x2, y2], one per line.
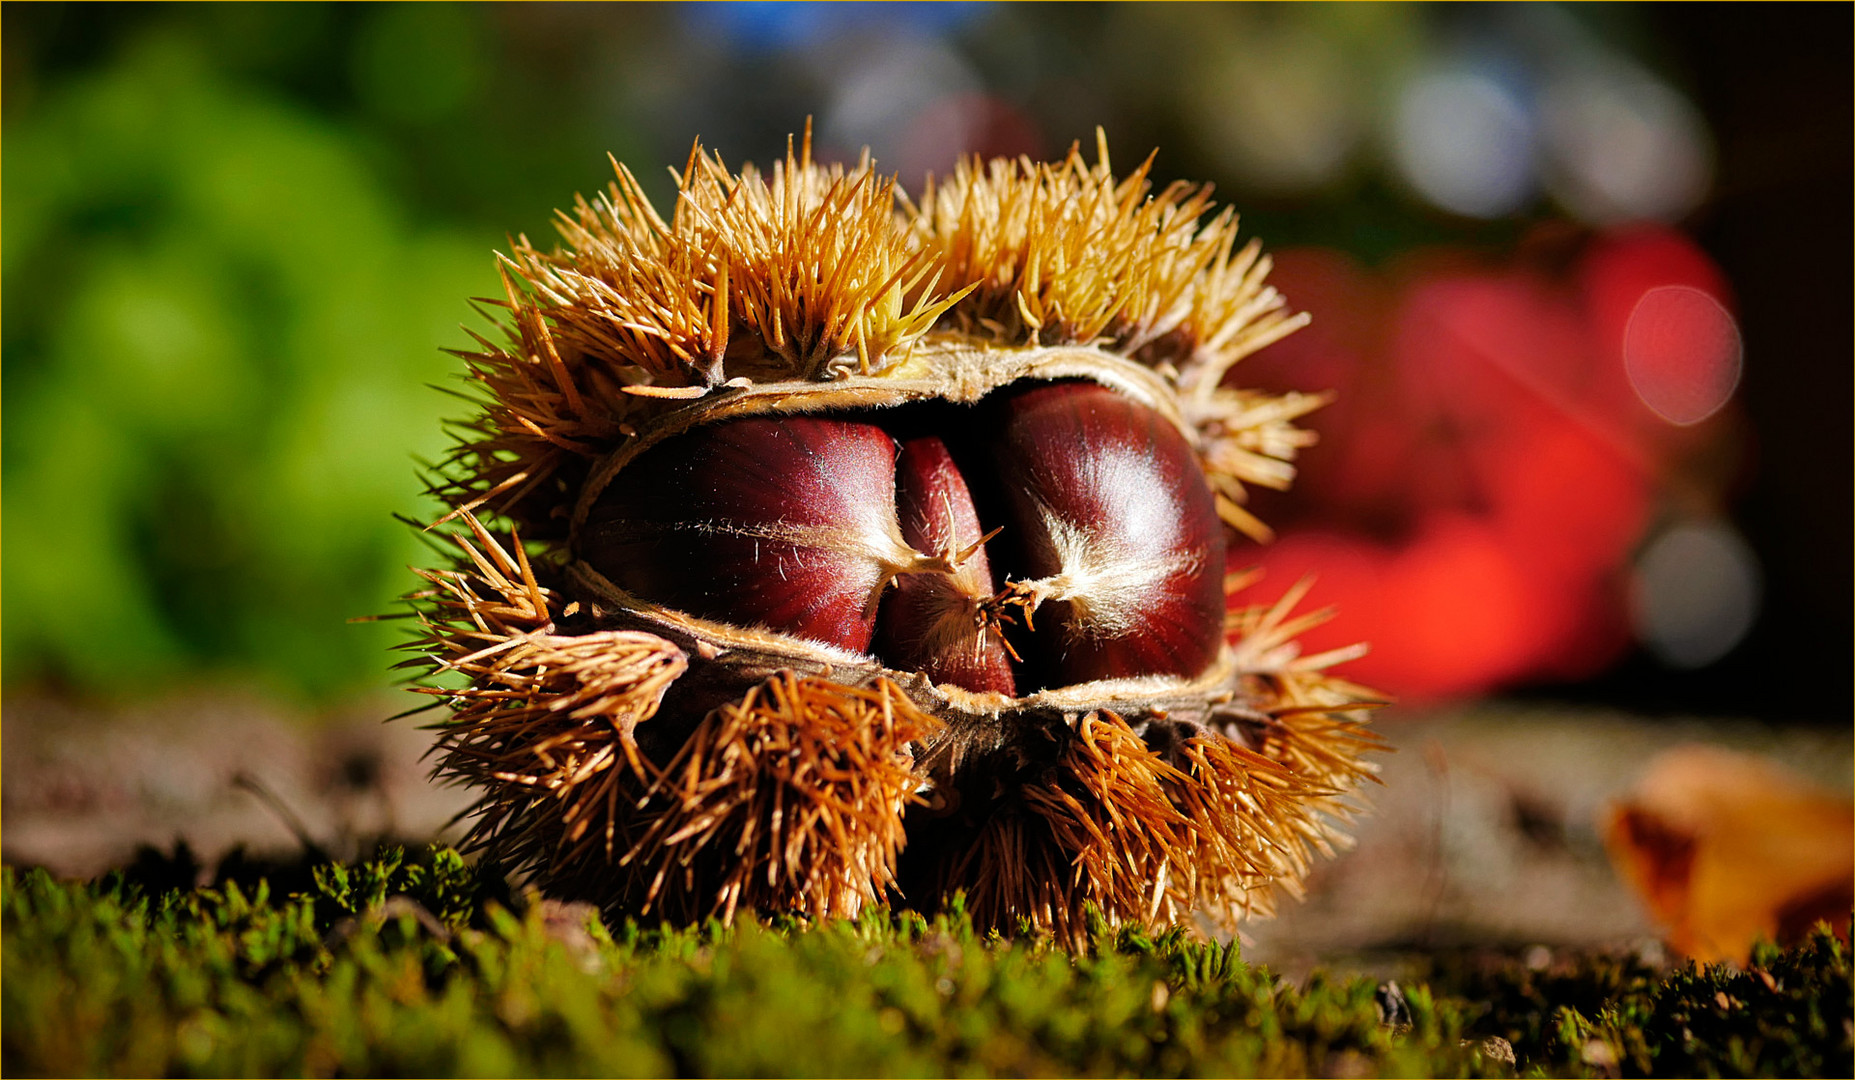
[875, 435, 1017, 695]
[985, 381, 1226, 685]
[583, 415, 949, 653]
[585, 382, 1225, 692]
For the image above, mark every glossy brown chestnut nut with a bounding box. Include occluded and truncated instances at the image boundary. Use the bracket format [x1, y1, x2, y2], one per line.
[584, 415, 945, 653]
[984, 381, 1227, 686]
[875, 435, 1017, 695]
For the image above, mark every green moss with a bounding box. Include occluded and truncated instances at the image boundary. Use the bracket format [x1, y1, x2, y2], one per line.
[3, 848, 1846, 1077]
[1430, 930, 1852, 1078]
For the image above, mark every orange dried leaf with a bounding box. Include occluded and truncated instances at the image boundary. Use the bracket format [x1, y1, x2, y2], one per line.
[1602, 744, 1854, 964]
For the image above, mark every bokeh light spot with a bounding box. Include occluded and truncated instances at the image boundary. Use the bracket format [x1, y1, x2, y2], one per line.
[1542, 61, 1712, 225]
[821, 35, 981, 182]
[1192, 26, 1361, 195]
[1392, 68, 1536, 218]
[1630, 519, 1761, 669]
[682, 2, 988, 54]
[1623, 284, 1742, 425]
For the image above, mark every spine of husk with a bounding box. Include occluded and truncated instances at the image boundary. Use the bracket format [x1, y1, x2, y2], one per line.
[407, 129, 1383, 934]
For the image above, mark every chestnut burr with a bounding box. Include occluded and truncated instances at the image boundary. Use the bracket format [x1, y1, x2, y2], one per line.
[418, 131, 1381, 939]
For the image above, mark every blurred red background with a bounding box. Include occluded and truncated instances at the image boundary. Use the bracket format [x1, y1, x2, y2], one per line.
[1237, 224, 1743, 703]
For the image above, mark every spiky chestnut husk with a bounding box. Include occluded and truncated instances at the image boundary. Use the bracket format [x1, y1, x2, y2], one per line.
[410, 129, 1382, 941]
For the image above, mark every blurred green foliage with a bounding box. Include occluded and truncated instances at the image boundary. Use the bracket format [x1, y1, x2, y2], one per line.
[2, 32, 495, 698]
[2, 2, 665, 701]
[5, 847, 1849, 1077]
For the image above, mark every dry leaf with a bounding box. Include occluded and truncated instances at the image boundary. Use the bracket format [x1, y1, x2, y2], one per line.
[1602, 743, 1853, 963]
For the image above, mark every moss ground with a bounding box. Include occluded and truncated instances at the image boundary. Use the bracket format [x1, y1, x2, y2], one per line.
[3, 845, 1847, 1078]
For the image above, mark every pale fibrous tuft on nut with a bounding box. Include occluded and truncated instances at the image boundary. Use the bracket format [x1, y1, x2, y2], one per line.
[410, 125, 1382, 941]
